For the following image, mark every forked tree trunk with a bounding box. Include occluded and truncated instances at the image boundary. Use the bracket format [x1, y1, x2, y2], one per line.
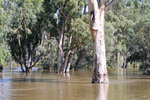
[57, 19, 66, 73]
[89, 0, 109, 83]
[63, 34, 72, 73]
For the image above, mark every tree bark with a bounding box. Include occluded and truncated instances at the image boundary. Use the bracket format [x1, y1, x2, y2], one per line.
[0, 65, 3, 71]
[63, 50, 71, 73]
[89, 0, 108, 83]
[133, 61, 136, 70]
[74, 49, 84, 70]
[20, 63, 25, 72]
[116, 52, 120, 68]
[57, 18, 66, 73]
[122, 56, 127, 69]
[65, 53, 72, 73]
[63, 33, 72, 73]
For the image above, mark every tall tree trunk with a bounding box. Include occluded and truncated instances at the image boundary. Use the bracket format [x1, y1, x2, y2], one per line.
[116, 52, 120, 68]
[57, 18, 66, 73]
[23, 55, 31, 74]
[133, 61, 136, 70]
[10, 61, 12, 69]
[74, 49, 84, 70]
[74, 55, 81, 70]
[20, 63, 25, 72]
[66, 53, 73, 73]
[89, 0, 108, 83]
[83, 3, 87, 14]
[63, 34, 72, 73]
[122, 56, 127, 69]
[63, 50, 71, 73]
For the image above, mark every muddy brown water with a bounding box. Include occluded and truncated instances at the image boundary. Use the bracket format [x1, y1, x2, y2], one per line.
[0, 69, 150, 100]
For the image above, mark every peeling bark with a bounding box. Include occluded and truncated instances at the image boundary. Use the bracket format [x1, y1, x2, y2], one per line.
[89, 0, 109, 83]
[89, 0, 118, 83]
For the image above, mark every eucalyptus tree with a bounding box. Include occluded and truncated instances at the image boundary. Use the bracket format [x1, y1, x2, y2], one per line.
[57, 0, 86, 73]
[6, 0, 44, 73]
[88, 0, 118, 83]
[0, 0, 12, 67]
[128, 13, 150, 72]
[104, 22, 116, 67]
[34, 0, 58, 71]
[62, 15, 91, 73]
[105, 0, 150, 69]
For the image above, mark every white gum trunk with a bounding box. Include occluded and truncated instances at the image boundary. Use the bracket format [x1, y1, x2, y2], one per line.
[57, 19, 65, 73]
[63, 50, 71, 73]
[63, 34, 72, 73]
[89, 0, 109, 83]
[66, 53, 72, 73]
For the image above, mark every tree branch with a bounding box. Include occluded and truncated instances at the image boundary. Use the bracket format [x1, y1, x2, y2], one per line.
[69, 37, 89, 51]
[104, 0, 118, 12]
[12, 12, 27, 33]
[29, 54, 43, 68]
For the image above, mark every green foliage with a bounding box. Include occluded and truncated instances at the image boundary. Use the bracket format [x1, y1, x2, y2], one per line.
[38, 38, 57, 70]
[70, 15, 91, 48]
[128, 13, 150, 70]
[5, 0, 44, 68]
[104, 0, 150, 69]
[0, 0, 149, 72]
[105, 22, 117, 67]
[70, 15, 93, 69]
[0, 46, 7, 65]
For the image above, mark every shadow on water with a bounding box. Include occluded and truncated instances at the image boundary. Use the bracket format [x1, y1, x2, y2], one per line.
[0, 73, 91, 84]
[0, 78, 93, 84]
[0, 78, 57, 83]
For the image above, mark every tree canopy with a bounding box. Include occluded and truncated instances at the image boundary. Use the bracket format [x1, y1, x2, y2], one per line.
[0, 0, 149, 74]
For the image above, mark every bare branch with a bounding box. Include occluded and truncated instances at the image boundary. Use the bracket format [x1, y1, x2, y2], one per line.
[105, 0, 118, 12]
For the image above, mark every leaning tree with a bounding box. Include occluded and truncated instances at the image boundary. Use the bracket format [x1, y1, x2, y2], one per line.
[88, 0, 118, 83]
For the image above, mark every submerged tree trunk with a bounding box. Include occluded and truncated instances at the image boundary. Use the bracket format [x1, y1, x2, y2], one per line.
[23, 53, 32, 74]
[74, 49, 84, 70]
[89, 0, 118, 83]
[122, 55, 127, 69]
[20, 63, 25, 72]
[63, 34, 72, 73]
[57, 19, 66, 73]
[89, 0, 108, 83]
[133, 61, 136, 70]
[63, 50, 71, 73]
[0, 65, 3, 71]
[66, 53, 73, 73]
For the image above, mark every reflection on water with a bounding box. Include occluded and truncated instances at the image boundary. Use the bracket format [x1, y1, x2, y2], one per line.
[93, 84, 109, 100]
[0, 69, 150, 100]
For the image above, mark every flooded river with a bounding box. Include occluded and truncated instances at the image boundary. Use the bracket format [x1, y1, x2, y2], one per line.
[0, 69, 150, 100]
